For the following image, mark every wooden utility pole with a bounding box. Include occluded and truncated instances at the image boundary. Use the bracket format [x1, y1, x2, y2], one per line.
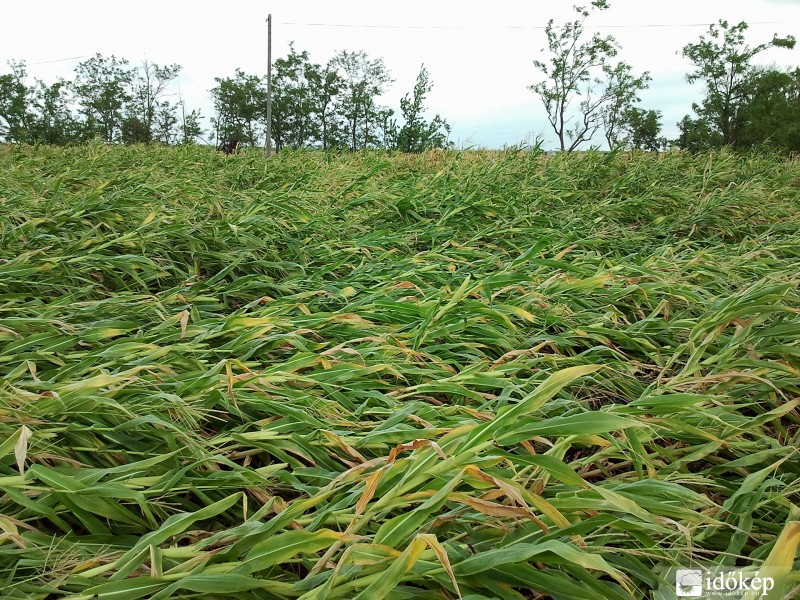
[265, 13, 273, 157]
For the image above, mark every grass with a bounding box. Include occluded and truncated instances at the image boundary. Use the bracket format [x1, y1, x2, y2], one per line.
[0, 142, 799, 599]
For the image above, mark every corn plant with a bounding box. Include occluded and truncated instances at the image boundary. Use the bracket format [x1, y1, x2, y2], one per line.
[1, 143, 799, 599]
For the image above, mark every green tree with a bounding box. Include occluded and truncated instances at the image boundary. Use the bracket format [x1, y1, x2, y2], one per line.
[178, 99, 204, 144]
[120, 115, 150, 145]
[676, 115, 721, 152]
[1, 61, 81, 145]
[210, 69, 268, 147]
[680, 20, 796, 148]
[370, 104, 396, 150]
[599, 62, 651, 149]
[395, 64, 451, 153]
[153, 101, 179, 144]
[0, 61, 33, 143]
[531, 1, 641, 151]
[29, 79, 80, 145]
[736, 67, 800, 151]
[123, 60, 181, 144]
[622, 107, 665, 151]
[330, 50, 393, 150]
[309, 62, 346, 150]
[71, 54, 133, 142]
[271, 44, 320, 151]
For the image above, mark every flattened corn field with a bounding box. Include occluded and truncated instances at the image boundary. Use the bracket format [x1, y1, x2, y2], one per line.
[1, 144, 800, 599]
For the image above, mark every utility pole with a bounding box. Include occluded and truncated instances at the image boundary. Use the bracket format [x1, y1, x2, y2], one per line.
[265, 13, 273, 157]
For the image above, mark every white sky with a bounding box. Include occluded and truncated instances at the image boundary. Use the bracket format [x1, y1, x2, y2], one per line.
[2, 0, 799, 149]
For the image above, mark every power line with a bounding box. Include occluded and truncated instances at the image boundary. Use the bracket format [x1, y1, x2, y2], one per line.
[11, 18, 793, 75]
[26, 55, 90, 66]
[14, 18, 793, 68]
[278, 20, 791, 30]
[16, 25, 264, 69]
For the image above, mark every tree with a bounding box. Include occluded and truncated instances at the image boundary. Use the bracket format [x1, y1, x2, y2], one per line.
[210, 69, 268, 147]
[531, 1, 638, 151]
[29, 79, 80, 145]
[599, 62, 651, 149]
[271, 44, 321, 151]
[622, 107, 665, 151]
[71, 54, 133, 142]
[309, 62, 346, 150]
[178, 99, 204, 144]
[124, 60, 181, 144]
[153, 101, 179, 144]
[330, 50, 393, 150]
[676, 115, 721, 152]
[0, 61, 33, 143]
[1, 55, 194, 147]
[680, 20, 796, 148]
[359, 96, 394, 150]
[120, 115, 150, 145]
[736, 67, 800, 152]
[395, 65, 451, 153]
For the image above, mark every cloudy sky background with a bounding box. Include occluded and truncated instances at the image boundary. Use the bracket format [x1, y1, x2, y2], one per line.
[3, 0, 800, 149]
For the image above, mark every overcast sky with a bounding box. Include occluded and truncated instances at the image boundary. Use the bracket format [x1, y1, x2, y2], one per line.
[3, 1, 800, 149]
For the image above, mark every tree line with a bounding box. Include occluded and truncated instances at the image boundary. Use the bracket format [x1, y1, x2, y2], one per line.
[531, 1, 797, 153]
[211, 46, 450, 152]
[0, 47, 451, 153]
[0, 3, 797, 153]
[0, 57, 202, 146]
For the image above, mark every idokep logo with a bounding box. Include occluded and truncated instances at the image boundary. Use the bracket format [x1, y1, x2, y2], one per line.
[669, 567, 776, 598]
[675, 569, 703, 597]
